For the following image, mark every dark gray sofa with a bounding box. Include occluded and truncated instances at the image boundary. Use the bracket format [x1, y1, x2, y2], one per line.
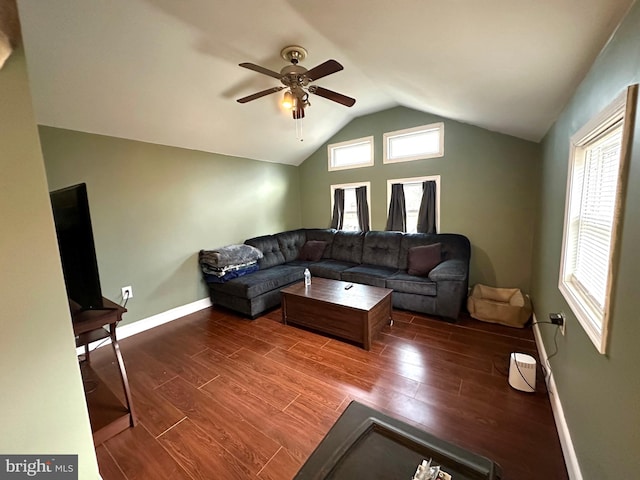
[206, 229, 470, 320]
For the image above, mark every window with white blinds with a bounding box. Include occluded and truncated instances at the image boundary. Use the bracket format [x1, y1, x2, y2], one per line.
[559, 85, 636, 354]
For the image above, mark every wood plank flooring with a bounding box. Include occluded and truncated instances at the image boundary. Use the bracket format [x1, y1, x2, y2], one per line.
[90, 306, 568, 479]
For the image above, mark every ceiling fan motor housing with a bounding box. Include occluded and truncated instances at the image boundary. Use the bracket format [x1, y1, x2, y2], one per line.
[281, 45, 308, 64]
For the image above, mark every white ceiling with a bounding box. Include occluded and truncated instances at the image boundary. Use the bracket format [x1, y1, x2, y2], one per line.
[17, 0, 633, 166]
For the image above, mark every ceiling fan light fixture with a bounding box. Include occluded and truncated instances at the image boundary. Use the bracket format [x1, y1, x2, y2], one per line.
[282, 90, 294, 110]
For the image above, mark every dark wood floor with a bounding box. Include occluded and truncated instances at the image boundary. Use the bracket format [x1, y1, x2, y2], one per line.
[90, 306, 568, 480]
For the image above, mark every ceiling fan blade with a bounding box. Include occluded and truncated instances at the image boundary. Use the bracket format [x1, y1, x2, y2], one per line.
[309, 86, 356, 107]
[305, 59, 343, 82]
[237, 86, 285, 104]
[239, 62, 282, 79]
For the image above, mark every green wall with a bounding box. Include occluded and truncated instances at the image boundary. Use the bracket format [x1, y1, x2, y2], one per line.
[531, 2, 640, 478]
[299, 106, 541, 291]
[0, 49, 99, 477]
[40, 127, 301, 325]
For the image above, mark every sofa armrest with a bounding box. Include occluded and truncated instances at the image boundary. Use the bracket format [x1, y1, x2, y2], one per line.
[428, 259, 468, 282]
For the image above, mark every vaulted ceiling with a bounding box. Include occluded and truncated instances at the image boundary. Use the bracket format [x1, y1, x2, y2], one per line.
[17, 0, 633, 165]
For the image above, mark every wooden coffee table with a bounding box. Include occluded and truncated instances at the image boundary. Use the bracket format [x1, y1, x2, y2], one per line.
[281, 278, 392, 350]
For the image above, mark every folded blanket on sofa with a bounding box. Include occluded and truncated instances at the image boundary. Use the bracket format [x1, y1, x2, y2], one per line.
[203, 262, 259, 283]
[199, 244, 263, 268]
[201, 260, 258, 277]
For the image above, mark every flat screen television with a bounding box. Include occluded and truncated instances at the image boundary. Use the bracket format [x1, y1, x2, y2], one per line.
[50, 183, 105, 311]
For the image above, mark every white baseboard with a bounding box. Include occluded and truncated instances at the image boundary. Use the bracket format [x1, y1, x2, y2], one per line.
[76, 297, 212, 355]
[532, 314, 583, 480]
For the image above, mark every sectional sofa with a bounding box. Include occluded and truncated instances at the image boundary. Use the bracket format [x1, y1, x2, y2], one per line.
[205, 229, 471, 320]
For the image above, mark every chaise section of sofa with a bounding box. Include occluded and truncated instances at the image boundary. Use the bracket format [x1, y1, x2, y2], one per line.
[206, 232, 308, 318]
[204, 228, 470, 320]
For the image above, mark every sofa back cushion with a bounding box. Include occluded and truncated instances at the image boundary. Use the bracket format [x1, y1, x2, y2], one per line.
[297, 241, 328, 261]
[362, 231, 402, 268]
[399, 233, 470, 270]
[407, 243, 442, 276]
[330, 231, 365, 264]
[275, 230, 307, 262]
[245, 234, 285, 269]
[304, 229, 336, 259]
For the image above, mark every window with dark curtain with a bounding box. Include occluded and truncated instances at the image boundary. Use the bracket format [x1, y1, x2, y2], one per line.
[386, 183, 407, 231]
[417, 180, 437, 233]
[355, 186, 370, 232]
[330, 188, 345, 229]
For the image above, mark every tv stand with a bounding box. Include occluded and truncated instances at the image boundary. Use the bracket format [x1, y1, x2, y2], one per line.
[72, 297, 136, 445]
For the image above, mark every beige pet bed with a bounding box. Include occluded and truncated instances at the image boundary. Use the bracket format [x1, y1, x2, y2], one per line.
[467, 284, 532, 328]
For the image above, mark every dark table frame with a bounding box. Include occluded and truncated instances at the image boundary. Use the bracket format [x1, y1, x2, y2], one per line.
[72, 297, 136, 445]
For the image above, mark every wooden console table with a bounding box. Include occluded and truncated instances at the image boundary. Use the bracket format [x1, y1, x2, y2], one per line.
[72, 298, 136, 445]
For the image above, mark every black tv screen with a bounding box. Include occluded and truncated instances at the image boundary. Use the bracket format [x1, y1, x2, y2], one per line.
[50, 183, 104, 310]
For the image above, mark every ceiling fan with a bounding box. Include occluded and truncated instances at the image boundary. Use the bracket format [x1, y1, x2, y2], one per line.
[237, 45, 356, 120]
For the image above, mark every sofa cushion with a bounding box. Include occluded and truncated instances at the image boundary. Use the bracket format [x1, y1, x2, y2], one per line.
[297, 240, 327, 261]
[209, 264, 303, 299]
[386, 272, 437, 296]
[309, 259, 357, 280]
[330, 231, 365, 264]
[428, 259, 468, 282]
[407, 243, 442, 276]
[245, 235, 285, 269]
[362, 231, 402, 268]
[276, 230, 307, 262]
[341, 264, 399, 288]
[304, 229, 336, 259]
[399, 233, 470, 270]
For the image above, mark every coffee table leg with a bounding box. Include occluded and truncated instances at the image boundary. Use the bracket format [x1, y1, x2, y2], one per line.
[282, 294, 288, 325]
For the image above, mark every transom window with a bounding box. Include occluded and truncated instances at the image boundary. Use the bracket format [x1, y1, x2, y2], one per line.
[558, 84, 636, 354]
[328, 136, 374, 171]
[383, 123, 444, 164]
[387, 176, 440, 233]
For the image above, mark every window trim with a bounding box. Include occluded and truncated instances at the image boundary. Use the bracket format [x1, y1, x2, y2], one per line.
[386, 176, 441, 233]
[383, 123, 444, 164]
[558, 84, 637, 354]
[328, 136, 374, 171]
[330, 181, 372, 231]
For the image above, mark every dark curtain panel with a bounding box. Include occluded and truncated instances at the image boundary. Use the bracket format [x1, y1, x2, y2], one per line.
[417, 180, 437, 234]
[355, 186, 370, 232]
[330, 188, 345, 229]
[385, 183, 407, 231]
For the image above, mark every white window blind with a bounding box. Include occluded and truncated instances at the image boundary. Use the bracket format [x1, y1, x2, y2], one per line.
[570, 128, 621, 312]
[558, 84, 637, 354]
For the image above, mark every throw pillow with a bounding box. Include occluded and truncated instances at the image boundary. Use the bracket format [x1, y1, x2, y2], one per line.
[407, 243, 442, 276]
[297, 240, 327, 261]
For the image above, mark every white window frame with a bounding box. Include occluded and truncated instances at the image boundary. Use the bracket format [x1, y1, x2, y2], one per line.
[330, 181, 372, 231]
[558, 85, 636, 354]
[328, 136, 374, 171]
[386, 176, 441, 233]
[383, 123, 444, 164]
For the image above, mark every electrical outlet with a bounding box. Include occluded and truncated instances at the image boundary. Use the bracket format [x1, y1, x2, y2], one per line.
[560, 312, 566, 336]
[121, 285, 133, 300]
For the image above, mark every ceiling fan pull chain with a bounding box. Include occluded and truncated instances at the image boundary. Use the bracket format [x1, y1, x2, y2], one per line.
[295, 116, 304, 142]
